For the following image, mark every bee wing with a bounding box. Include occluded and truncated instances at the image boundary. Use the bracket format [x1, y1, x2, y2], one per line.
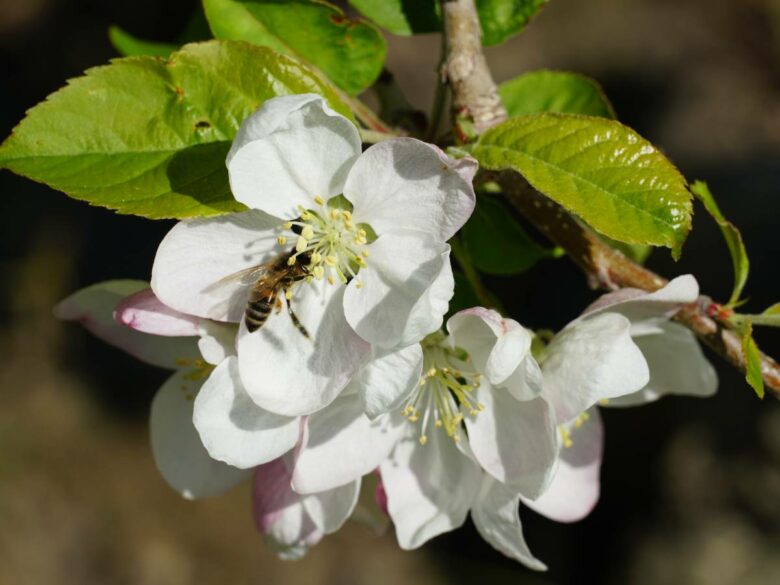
[203, 264, 269, 295]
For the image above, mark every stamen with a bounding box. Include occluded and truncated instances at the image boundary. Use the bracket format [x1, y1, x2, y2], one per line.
[277, 235, 287, 245]
[314, 195, 325, 206]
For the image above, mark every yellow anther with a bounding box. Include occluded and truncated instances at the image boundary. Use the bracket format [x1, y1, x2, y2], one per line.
[301, 226, 315, 240]
[324, 255, 337, 266]
[312, 266, 325, 280]
[327, 275, 335, 285]
[341, 210, 352, 221]
[361, 250, 369, 258]
[419, 435, 428, 446]
[277, 235, 287, 245]
[295, 236, 307, 253]
[314, 195, 325, 206]
[453, 434, 461, 443]
[356, 256, 367, 267]
[403, 406, 414, 416]
[301, 211, 312, 221]
[599, 399, 610, 406]
[435, 419, 442, 428]
[427, 368, 437, 378]
[287, 256, 297, 266]
[283, 222, 292, 230]
[330, 209, 341, 220]
[418, 378, 426, 387]
[310, 252, 322, 264]
[358, 228, 367, 237]
[408, 413, 419, 423]
[285, 289, 293, 300]
[355, 280, 363, 289]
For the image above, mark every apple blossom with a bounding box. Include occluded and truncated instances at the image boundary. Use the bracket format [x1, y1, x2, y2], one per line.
[151, 93, 476, 418]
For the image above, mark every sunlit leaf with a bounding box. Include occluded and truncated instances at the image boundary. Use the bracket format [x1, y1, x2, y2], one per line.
[470, 114, 693, 257]
[0, 41, 352, 219]
[204, 0, 386, 95]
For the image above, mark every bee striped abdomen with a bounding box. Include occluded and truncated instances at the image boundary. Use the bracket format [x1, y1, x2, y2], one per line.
[245, 294, 274, 333]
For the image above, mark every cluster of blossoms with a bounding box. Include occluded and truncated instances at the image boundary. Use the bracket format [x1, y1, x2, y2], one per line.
[56, 95, 717, 567]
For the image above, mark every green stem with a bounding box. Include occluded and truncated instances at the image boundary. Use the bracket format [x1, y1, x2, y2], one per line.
[450, 237, 506, 314]
[359, 129, 396, 144]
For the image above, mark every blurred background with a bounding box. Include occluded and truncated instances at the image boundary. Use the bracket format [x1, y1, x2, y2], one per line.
[1, 0, 779, 583]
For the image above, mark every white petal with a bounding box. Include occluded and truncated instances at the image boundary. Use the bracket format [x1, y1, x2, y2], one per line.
[345, 138, 476, 241]
[115, 287, 201, 336]
[358, 344, 424, 419]
[54, 280, 199, 369]
[238, 280, 369, 416]
[380, 428, 481, 549]
[151, 210, 283, 322]
[472, 476, 547, 571]
[605, 322, 718, 406]
[301, 479, 361, 535]
[581, 275, 699, 332]
[252, 459, 323, 560]
[150, 370, 250, 499]
[464, 388, 558, 498]
[227, 94, 361, 217]
[292, 395, 403, 493]
[193, 357, 300, 468]
[542, 313, 650, 423]
[502, 356, 544, 402]
[523, 408, 603, 523]
[447, 308, 532, 385]
[344, 231, 453, 348]
[196, 320, 238, 365]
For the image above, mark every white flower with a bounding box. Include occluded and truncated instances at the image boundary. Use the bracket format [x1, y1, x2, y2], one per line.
[151, 94, 476, 417]
[525, 275, 718, 524]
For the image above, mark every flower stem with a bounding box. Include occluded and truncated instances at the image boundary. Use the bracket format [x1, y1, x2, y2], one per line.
[359, 129, 397, 144]
[450, 236, 507, 314]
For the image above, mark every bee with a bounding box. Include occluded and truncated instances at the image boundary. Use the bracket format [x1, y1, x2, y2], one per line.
[211, 249, 312, 338]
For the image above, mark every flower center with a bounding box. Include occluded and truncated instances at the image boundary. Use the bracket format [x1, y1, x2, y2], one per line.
[279, 195, 371, 287]
[403, 333, 485, 445]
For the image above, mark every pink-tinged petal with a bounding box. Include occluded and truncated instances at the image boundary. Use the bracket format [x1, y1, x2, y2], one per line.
[542, 313, 650, 423]
[291, 395, 403, 493]
[523, 408, 603, 523]
[464, 389, 558, 499]
[252, 459, 323, 560]
[581, 275, 699, 326]
[374, 475, 389, 516]
[447, 308, 532, 385]
[604, 322, 717, 406]
[55, 280, 199, 369]
[151, 210, 282, 322]
[238, 280, 370, 416]
[227, 94, 361, 218]
[344, 231, 453, 349]
[300, 479, 361, 535]
[472, 476, 547, 571]
[115, 288, 201, 336]
[346, 138, 476, 241]
[150, 370, 250, 499]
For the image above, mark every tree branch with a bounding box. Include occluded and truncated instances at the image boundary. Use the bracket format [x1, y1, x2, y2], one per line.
[439, 0, 780, 398]
[441, 0, 507, 136]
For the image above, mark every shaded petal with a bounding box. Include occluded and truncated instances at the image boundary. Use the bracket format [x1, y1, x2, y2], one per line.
[380, 428, 481, 549]
[227, 94, 361, 217]
[502, 356, 544, 402]
[115, 288, 201, 336]
[605, 322, 717, 406]
[252, 459, 323, 560]
[193, 357, 300, 468]
[344, 231, 453, 348]
[238, 280, 370, 416]
[54, 280, 198, 369]
[151, 210, 283, 322]
[581, 275, 699, 332]
[196, 321, 238, 365]
[357, 344, 424, 419]
[447, 308, 531, 385]
[150, 370, 250, 499]
[523, 408, 603, 523]
[542, 313, 649, 423]
[464, 389, 558, 498]
[301, 479, 361, 534]
[292, 395, 404, 493]
[472, 476, 547, 571]
[346, 138, 476, 241]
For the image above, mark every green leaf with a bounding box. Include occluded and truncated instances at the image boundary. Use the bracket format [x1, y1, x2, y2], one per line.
[463, 196, 557, 275]
[731, 303, 780, 329]
[348, 0, 440, 35]
[741, 322, 764, 398]
[477, 0, 547, 46]
[203, 0, 386, 95]
[0, 41, 353, 219]
[690, 180, 749, 306]
[109, 26, 177, 57]
[348, 0, 544, 45]
[764, 303, 780, 315]
[470, 114, 693, 257]
[599, 235, 653, 264]
[499, 70, 615, 119]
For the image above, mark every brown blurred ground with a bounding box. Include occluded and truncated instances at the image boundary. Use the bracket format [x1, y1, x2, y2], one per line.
[1, 0, 779, 584]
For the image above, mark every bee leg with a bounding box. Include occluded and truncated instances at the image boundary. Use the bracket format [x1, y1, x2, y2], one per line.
[274, 296, 283, 313]
[285, 293, 311, 339]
